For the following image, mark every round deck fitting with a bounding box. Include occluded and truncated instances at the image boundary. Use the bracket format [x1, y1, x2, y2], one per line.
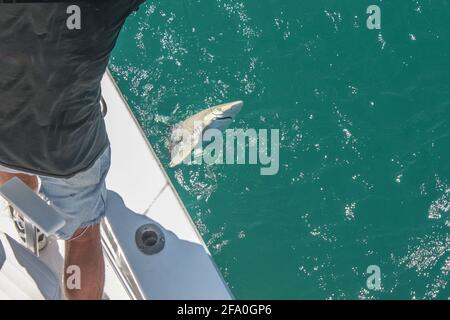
[135, 223, 165, 255]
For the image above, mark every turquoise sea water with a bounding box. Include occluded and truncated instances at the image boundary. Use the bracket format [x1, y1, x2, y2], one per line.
[110, 1, 450, 299]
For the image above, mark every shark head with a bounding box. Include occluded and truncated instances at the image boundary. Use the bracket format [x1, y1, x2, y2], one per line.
[169, 101, 244, 168]
[210, 100, 243, 121]
[206, 100, 244, 131]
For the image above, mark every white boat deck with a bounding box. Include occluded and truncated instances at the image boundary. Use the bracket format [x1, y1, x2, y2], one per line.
[0, 71, 232, 300]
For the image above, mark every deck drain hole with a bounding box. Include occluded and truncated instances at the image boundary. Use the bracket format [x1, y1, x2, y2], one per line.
[135, 224, 165, 255]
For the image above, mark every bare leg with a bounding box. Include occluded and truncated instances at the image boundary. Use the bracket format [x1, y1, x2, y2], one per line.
[64, 224, 105, 300]
[0, 172, 38, 192]
[0, 172, 104, 299]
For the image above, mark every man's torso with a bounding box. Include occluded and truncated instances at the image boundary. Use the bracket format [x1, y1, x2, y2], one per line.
[0, 1, 144, 177]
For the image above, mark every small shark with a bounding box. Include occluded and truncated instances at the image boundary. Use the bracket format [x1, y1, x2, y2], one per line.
[169, 101, 243, 167]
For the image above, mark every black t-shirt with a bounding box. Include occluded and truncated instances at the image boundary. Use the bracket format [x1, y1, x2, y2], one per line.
[0, 1, 144, 177]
